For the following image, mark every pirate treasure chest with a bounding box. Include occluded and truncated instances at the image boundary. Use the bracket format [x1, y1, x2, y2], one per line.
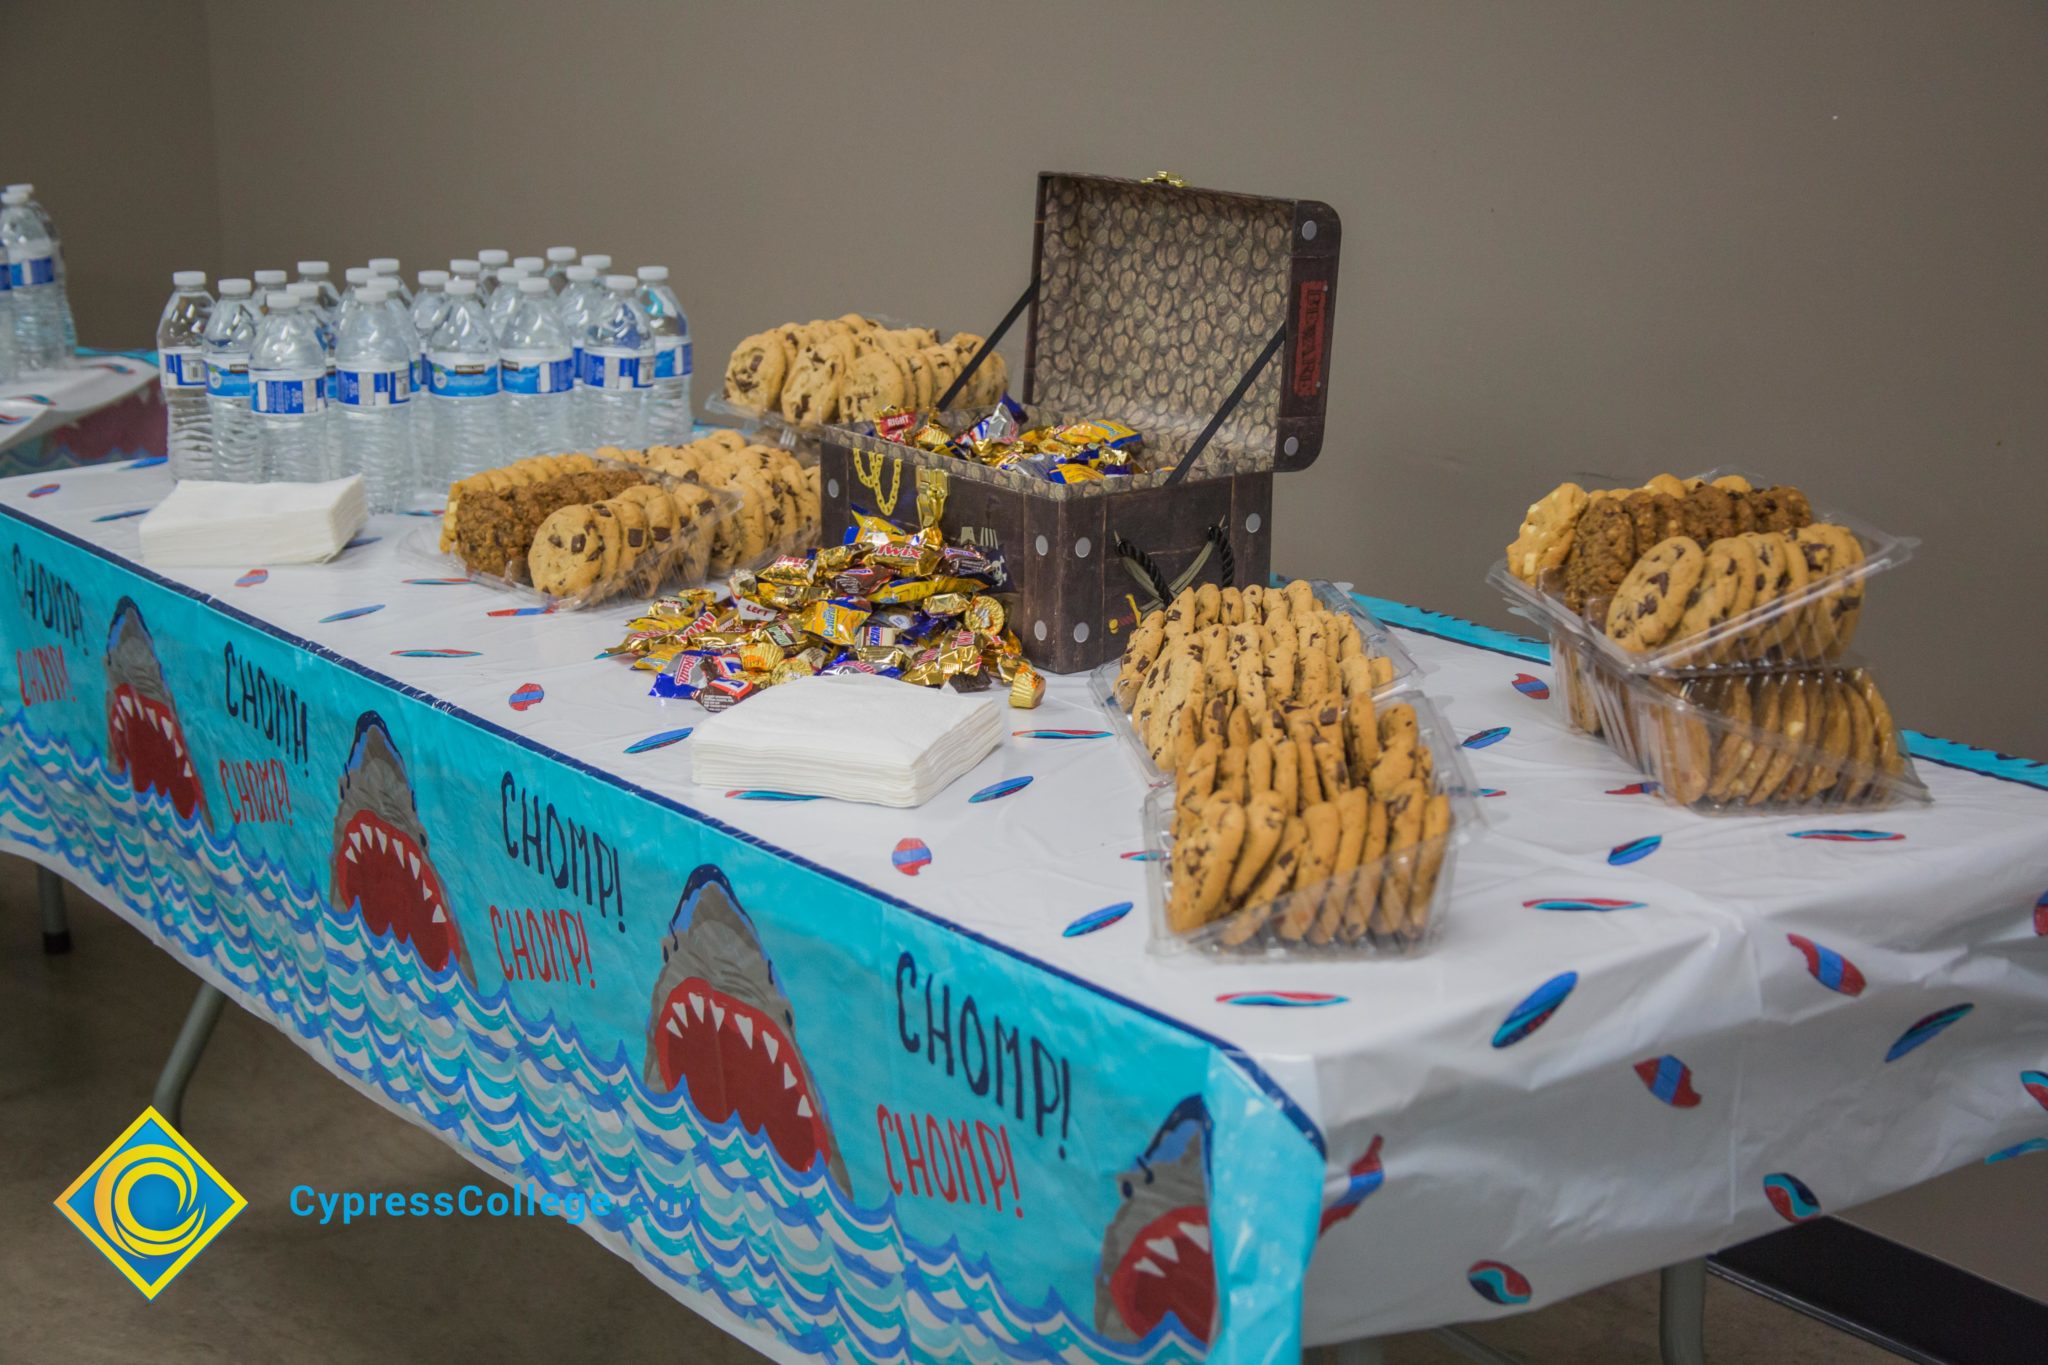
[819, 170, 1342, 673]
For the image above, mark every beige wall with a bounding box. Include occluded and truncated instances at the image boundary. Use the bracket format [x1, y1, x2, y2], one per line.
[18, 0, 2048, 1299]
[0, 1, 223, 346]
[192, 0, 2048, 758]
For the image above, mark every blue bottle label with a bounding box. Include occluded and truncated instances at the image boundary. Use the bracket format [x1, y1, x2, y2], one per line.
[8, 254, 56, 289]
[681, 339, 692, 377]
[428, 353, 500, 398]
[159, 348, 208, 390]
[336, 364, 412, 408]
[581, 348, 647, 392]
[502, 350, 574, 396]
[206, 357, 253, 400]
[654, 337, 683, 380]
[250, 369, 327, 415]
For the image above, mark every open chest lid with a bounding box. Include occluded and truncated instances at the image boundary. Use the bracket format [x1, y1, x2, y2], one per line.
[1019, 172, 1340, 476]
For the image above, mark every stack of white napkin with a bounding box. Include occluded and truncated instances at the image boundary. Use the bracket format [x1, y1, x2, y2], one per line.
[689, 673, 1005, 807]
[140, 476, 368, 567]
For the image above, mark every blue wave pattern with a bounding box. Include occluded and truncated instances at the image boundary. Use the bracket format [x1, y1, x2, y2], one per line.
[0, 712, 1204, 1365]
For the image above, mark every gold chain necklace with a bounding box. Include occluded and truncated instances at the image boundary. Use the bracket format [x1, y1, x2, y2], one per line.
[852, 447, 902, 516]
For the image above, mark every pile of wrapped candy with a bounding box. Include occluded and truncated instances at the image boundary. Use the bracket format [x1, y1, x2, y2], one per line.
[606, 484, 1044, 711]
[872, 396, 1144, 484]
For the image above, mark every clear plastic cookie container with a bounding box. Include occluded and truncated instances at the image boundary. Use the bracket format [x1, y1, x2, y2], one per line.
[1489, 468, 1917, 678]
[1140, 686, 1481, 960]
[1548, 625, 1929, 814]
[418, 453, 741, 610]
[595, 441, 822, 577]
[1090, 581, 1421, 788]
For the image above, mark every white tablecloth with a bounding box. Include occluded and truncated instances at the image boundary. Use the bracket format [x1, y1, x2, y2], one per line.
[8, 458, 2046, 1345]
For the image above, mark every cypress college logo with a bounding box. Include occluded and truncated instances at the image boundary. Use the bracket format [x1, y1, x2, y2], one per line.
[54, 1107, 246, 1299]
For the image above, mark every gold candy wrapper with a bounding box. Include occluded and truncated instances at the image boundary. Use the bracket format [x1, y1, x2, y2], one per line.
[1009, 665, 1045, 709]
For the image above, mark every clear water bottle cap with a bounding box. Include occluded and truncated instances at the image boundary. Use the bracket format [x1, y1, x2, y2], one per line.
[446, 278, 478, 297]
[498, 266, 528, 283]
[546, 246, 578, 264]
[450, 259, 480, 275]
[254, 270, 288, 286]
[267, 292, 299, 309]
[297, 260, 330, 276]
[345, 267, 373, 285]
[514, 256, 544, 273]
[1, 190, 26, 205]
[287, 282, 321, 303]
[5, 183, 32, 195]
[518, 276, 550, 295]
[564, 265, 598, 283]
[478, 249, 509, 267]
[173, 270, 207, 288]
[360, 282, 394, 303]
[418, 269, 449, 287]
[219, 279, 252, 296]
[637, 265, 669, 282]
[582, 254, 613, 271]
[604, 274, 636, 293]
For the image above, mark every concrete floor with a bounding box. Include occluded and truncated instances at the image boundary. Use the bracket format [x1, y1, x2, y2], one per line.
[5, 863, 1900, 1364]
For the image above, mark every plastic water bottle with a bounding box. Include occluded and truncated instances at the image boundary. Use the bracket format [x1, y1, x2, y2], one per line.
[409, 271, 450, 470]
[580, 275, 653, 447]
[486, 267, 529, 339]
[250, 292, 329, 481]
[449, 258, 483, 298]
[204, 279, 262, 481]
[543, 245, 577, 290]
[0, 240, 14, 383]
[157, 272, 215, 479]
[368, 257, 412, 306]
[555, 265, 604, 439]
[638, 266, 692, 441]
[297, 260, 342, 313]
[499, 276, 575, 459]
[289, 281, 337, 434]
[253, 270, 289, 313]
[6, 185, 74, 358]
[426, 277, 501, 481]
[1, 188, 63, 372]
[335, 281, 418, 510]
[476, 249, 509, 303]
[334, 266, 374, 332]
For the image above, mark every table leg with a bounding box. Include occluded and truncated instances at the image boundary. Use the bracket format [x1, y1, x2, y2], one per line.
[1659, 1257, 1708, 1365]
[37, 865, 70, 954]
[152, 981, 226, 1130]
[1309, 1340, 1387, 1365]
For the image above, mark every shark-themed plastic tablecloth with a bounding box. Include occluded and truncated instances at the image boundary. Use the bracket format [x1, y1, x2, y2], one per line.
[4, 459, 2045, 1362]
[0, 352, 162, 477]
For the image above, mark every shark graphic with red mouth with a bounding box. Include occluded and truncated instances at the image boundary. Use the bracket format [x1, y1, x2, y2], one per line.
[642, 866, 853, 1196]
[330, 712, 473, 981]
[1095, 1096, 1216, 1346]
[103, 597, 209, 826]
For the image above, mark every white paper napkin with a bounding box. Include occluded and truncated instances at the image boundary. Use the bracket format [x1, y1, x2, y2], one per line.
[140, 476, 368, 567]
[688, 673, 1005, 807]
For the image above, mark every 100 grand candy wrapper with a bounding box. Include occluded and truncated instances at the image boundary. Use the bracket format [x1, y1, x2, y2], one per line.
[606, 466, 1046, 710]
